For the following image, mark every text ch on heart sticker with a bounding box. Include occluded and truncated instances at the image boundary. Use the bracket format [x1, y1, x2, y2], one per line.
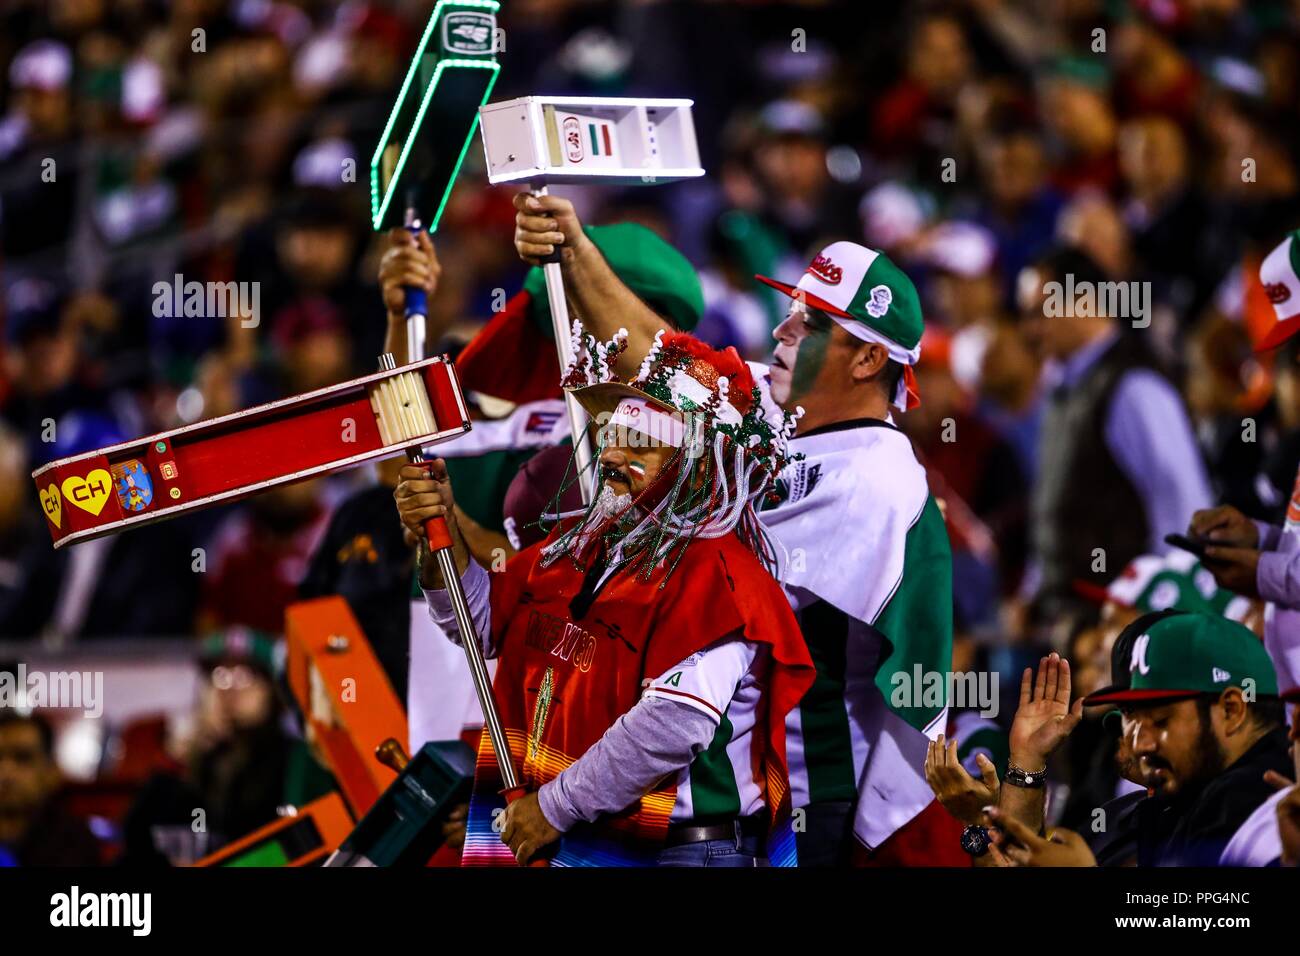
[39, 485, 62, 528]
[62, 469, 113, 517]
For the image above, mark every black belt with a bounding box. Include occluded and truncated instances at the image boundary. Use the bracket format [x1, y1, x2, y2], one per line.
[664, 814, 767, 849]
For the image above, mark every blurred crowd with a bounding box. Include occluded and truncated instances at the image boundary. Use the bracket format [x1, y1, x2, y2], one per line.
[3, 0, 1300, 866]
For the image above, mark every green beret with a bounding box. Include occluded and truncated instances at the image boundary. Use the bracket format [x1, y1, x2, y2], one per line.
[523, 223, 703, 333]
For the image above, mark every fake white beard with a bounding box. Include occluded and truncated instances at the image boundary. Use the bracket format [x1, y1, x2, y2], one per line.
[593, 481, 639, 527]
[539, 479, 646, 568]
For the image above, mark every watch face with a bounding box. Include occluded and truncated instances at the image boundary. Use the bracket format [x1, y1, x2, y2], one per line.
[960, 825, 990, 856]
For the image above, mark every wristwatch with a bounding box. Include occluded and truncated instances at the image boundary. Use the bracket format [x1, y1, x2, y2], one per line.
[1004, 762, 1047, 789]
[960, 824, 991, 857]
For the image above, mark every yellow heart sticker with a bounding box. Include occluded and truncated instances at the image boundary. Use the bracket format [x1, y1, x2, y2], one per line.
[39, 485, 61, 528]
[62, 469, 113, 517]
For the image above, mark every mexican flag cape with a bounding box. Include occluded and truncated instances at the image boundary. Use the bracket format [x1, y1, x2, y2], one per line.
[462, 523, 814, 866]
[760, 410, 954, 852]
[456, 290, 564, 405]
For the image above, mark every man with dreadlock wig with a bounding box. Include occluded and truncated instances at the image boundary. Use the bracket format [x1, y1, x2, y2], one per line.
[394, 329, 814, 867]
[513, 194, 956, 868]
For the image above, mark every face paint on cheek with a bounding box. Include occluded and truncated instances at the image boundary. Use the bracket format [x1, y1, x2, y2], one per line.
[788, 330, 830, 401]
[628, 461, 647, 481]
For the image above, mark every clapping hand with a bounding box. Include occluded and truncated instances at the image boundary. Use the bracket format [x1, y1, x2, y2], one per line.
[924, 735, 1000, 826]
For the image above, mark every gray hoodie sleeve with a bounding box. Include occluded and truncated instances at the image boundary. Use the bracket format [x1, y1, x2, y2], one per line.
[536, 695, 719, 832]
[536, 635, 756, 831]
[422, 556, 496, 658]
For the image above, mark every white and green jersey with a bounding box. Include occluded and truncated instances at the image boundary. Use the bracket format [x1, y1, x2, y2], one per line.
[424, 558, 776, 828]
[752, 363, 954, 850]
[643, 639, 769, 822]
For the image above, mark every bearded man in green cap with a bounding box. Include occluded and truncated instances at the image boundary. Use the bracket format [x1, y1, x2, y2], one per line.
[985, 610, 1291, 867]
[514, 194, 956, 866]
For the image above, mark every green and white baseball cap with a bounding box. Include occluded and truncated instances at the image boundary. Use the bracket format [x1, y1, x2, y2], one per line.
[1105, 551, 1252, 622]
[756, 241, 925, 409]
[1084, 611, 1278, 707]
[1256, 227, 1300, 351]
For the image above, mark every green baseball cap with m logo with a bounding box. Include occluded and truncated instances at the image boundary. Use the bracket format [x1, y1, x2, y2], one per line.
[1084, 611, 1278, 707]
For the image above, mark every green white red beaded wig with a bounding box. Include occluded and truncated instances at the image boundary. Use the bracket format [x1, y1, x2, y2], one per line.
[542, 323, 802, 582]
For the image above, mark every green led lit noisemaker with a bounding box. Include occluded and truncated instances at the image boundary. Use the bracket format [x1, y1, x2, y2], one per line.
[369, 0, 501, 232]
[369, 0, 529, 829]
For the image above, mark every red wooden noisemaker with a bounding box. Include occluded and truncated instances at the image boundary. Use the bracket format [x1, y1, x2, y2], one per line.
[31, 355, 471, 549]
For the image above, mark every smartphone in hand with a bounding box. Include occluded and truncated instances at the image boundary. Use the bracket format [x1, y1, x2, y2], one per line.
[1164, 533, 1210, 559]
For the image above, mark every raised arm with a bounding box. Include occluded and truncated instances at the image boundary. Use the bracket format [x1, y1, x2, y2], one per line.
[378, 227, 442, 365]
[996, 653, 1083, 836]
[512, 192, 669, 379]
[393, 460, 497, 659]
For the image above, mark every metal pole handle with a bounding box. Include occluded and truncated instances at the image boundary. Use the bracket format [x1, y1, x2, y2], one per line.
[407, 460, 521, 795]
[409, 457, 544, 864]
[385, 220, 526, 798]
[532, 184, 595, 505]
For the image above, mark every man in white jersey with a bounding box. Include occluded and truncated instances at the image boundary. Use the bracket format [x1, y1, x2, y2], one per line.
[513, 192, 956, 865]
